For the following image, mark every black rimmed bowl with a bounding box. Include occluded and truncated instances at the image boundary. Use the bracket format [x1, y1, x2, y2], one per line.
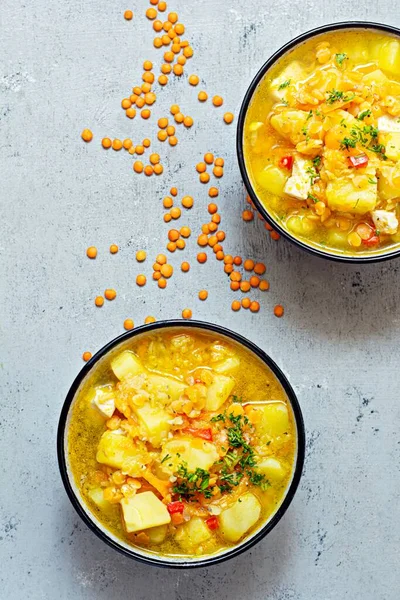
[57, 320, 305, 568]
[237, 21, 400, 264]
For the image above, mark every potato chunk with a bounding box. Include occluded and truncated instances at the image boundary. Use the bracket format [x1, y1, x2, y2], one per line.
[326, 176, 377, 214]
[147, 524, 168, 545]
[378, 165, 400, 201]
[255, 165, 288, 196]
[96, 430, 150, 476]
[134, 402, 171, 447]
[145, 374, 186, 402]
[213, 356, 240, 374]
[254, 402, 290, 438]
[256, 457, 287, 481]
[175, 517, 212, 550]
[161, 438, 219, 473]
[219, 493, 261, 543]
[270, 110, 310, 145]
[205, 374, 235, 411]
[377, 38, 400, 75]
[120, 491, 171, 533]
[111, 351, 144, 380]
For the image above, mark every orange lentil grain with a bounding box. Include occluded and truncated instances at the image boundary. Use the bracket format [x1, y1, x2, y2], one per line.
[254, 263, 266, 275]
[143, 138, 151, 148]
[182, 196, 194, 209]
[143, 60, 153, 71]
[224, 255, 233, 264]
[136, 250, 146, 262]
[164, 213, 172, 223]
[176, 238, 185, 249]
[170, 187, 178, 196]
[216, 231, 225, 242]
[230, 281, 240, 291]
[197, 234, 208, 246]
[158, 74, 168, 85]
[230, 271, 242, 282]
[240, 281, 251, 292]
[158, 1, 167, 11]
[124, 10, 133, 20]
[102, 137, 112, 149]
[212, 214, 221, 224]
[224, 264, 234, 274]
[243, 259, 255, 271]
[168, 229, 180, 242]
[259, 280, 270, 291]
[242, 210, 254, 222]
[180, 226, 191, 237]
[241, 298, 251, 309]
[143, 72, 155, 84]
[201, 224, 210, 235]
[86, 246, 97, 259]
[198, 290, 208, 300]
[216, 250, 224, 261]
[146, 8, 157, 19]
[208, 235, 218, 247]
[170, 104, 180, 115]
[149, 153, 160, 164]
[163, 196, 173, 208]
[270, 231, 280, 241]
[208, 203, 218, 214]
[182, 308, 192, 319]
[214, 157, 224, 167]
[135, 97, 145, 109]
[173, 64, 184, 76]
[208, 187, 219, 198]
[168, 12, 178, 23]
[133, 161, 143, 173]
[177, 55, 187, 66]
[212, 95, 223, 107]
[161, 63, 172, 74]
[124, 319, 134, 330]
[156, 254, 167, 265]
[109, 244, 119, 254]
[197, 252, 207, 263]
[141, 109, 151, 119]
[158, 130, 168, 142]
[154, 37, 163, 48]
[144, 316, 156, 324]
[135, 145, 145, 155]
[170, 207, 181, 219]
[175, 23, 185, 35]
[265, 222, 273, 231]
[196, 162, 207, 173]
[153, 19, 163, 31]
[250, 275, 260, 288]
[183, 116, 193, 128]
[123, 138, 133, 150]
[198, 91, 208, 102]
[208, 222, 218, 233]
[126, 107, 137, 119]
[250, 301, 260, 313]
[81, 128, 93, 142]
[174, 111, 184, 123]
[144, 165, 154, 176]
[231, 300, 241, 311]
[213, 166, 223, 178]
[158, 277, 167, 288]
[158, 117, 169, 129]
[112, 139, 123, 151]
[82, 351, 92, 362]
[204, 153, 214, 164]
[199, 172, 210, 184]
[154, 164, 163, 175]
[181, 261, 190, 272]
[183, 46, 194, 58]
[274, 305, 284, 317]
[161, 264, 173, 278]
[136, 274, 147, 286]
[153, 270, 161, 280]
[223, 112, 234, 124]
[166, 125, 176, 136]
[104, 288, 117, 301]
[95, 296, 104, 307]
[233, 256, 242, 266]
[189, 74, 199, 86]
[169, 136, 178, 146]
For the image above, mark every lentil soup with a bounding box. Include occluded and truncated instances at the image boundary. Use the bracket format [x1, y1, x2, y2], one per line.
[67, 327, 298, 560]
[243, 28, 400, 258]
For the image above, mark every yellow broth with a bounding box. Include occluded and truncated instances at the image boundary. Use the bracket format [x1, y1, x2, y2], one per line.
[244, 29, 400, 257]
[67, 329, 297, 559]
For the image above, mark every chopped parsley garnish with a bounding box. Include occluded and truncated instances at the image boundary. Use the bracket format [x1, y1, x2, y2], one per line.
[232, 395, 243, 403]
[306, 110, 313, 121]
[326, 89, 354, 104]
[173, 464, 213, 499]
[210, 413, 225, 423]
[312, 155, 322, 169]
[340, 136, 357, 150]
[161, 454, 171, 464]
[308, 193, 319, 203]
[306, 166, 318, 185]
[368, 177, 377, 185]
[335, 53, 348, 67]
[370, 143, 387, 159]
[278, 79, 291, 90]
[357, 109, 372, 121]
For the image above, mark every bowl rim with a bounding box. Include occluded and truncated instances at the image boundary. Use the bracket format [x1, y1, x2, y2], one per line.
[57, 319, 305, 569]
[236, 21, 400, 264]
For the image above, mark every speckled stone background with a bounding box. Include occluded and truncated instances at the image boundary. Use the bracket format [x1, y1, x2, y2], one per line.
[1, 1, 400, 598]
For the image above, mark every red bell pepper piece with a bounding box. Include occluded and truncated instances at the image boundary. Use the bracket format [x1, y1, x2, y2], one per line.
[205, 516, 219, 530]
[183, 428, 213, 441]
[279, 155, 294, 170]
[362, 234, 380, 247]
[167, 501, 185, 515]
[348, 153, 368, 168]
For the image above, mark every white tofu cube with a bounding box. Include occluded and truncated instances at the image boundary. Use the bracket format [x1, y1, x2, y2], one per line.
[91, 385, 115, 418]
[372, 210, 399, 234]
[120, 491, 171, 533]
[378, 115, 400, 134]
[284, 156, 313, 200]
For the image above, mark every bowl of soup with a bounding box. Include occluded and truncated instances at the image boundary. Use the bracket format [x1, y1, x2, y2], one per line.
[58, 320, 305, 568]
[237, 22, 400, 262]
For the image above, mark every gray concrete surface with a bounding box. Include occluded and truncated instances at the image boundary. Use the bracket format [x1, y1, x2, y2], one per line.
[1, 1, 399, 598]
